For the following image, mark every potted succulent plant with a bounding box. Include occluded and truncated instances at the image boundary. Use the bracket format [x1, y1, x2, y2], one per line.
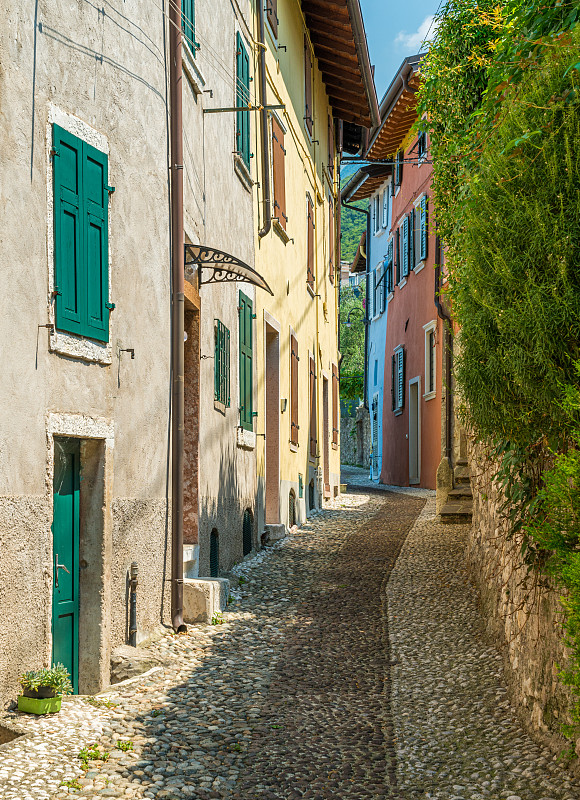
[18, 663, 72, 714]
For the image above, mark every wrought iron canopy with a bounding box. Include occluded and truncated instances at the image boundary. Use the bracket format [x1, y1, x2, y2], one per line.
[184, 244, 273, 295]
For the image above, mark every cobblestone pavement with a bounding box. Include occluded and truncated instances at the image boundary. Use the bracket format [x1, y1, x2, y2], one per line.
[1, 485, 579, 800]
[388, 497, 580, 800]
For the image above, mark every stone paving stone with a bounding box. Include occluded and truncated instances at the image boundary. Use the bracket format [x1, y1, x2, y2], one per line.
[1, 485, 579, 800]
[388, 497, 580, 800]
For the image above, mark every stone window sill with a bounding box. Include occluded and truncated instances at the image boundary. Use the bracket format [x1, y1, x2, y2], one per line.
[234, 155, 253, 193]
[183, 44, 205, 95]
[237, 427, 256, 449]
[423, 390, 436, 402]
[49, 329, 112, 365]
[273, 218, 290, 243]
[289, 442, 299, 452]
[214, 399, 227, 415]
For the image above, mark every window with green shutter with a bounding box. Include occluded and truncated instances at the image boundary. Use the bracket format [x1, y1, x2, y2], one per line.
[53, 125, 111, 343]
[238, 291, 253, 430]
[236, 33, 251, 169]
[393, 346, 405, 413]
[181, 0, 198, 54]
[401, 216, 409, 278]
[214, 320, 230, 407]
[420, 195, 428, 261]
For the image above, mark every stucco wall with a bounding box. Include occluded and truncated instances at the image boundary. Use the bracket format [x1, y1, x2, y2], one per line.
[0, 0, 171, 705]
[468, 442, 578, 759]
[181, 0, 259, 575]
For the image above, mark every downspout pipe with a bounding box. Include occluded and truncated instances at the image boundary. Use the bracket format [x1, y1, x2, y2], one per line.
[342, 200, 370, 409]
[435, 251, 453, 462]
[169, 0, 186, 633]
[257, 1, 271, 238]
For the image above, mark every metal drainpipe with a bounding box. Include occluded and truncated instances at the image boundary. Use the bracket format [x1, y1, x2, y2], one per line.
[341, 200, 370, 409]
[169, 0, 186, 633]
[257, 1, 271, 238]
[129, 562, 138, 646]
[434, 253, 453, 462]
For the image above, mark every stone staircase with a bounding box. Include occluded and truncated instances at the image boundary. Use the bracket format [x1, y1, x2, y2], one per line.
[440, 458, 473, 524]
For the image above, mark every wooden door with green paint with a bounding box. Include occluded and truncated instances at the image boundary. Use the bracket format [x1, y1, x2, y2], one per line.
[52, 438, 80, 693]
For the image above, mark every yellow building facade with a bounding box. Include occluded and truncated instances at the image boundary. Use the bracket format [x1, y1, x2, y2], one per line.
[251, 0, 378, 527]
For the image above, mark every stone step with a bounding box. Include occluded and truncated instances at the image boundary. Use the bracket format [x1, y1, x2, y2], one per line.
[440, 500, 473, 524]
[448, 485, 473, 500]
[262, 523, 287, 546]
[454, 464, 471, 484]
[456, 458, 468, 467]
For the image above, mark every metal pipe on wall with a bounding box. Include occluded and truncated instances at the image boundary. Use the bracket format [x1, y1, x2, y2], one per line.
[257, 1, 271, 239]
[169, 0, 186, 633]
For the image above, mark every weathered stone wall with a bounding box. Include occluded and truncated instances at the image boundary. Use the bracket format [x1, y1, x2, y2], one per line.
[467, 442, 578, 760]
[340, 416, 358, 465]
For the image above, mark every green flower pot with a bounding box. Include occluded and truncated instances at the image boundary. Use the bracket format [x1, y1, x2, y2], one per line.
[17, 694, 62, 715]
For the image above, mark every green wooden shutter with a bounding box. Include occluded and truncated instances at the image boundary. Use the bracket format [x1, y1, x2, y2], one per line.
[181, 0, 197, 53]
[387, 239, 393, 293]
[53, 126, 109, 343]
[54, 125, 83, 337]
[420, 195, 428, 261]
[395, 228, 400, 284]
[236, 34, 250, 169]
[409, 209, 414, 270]
[83, 141, 109, 342]
[239, 291, 253, 430]
[391, 354, 396, 411]
[402, 216, 409, 277]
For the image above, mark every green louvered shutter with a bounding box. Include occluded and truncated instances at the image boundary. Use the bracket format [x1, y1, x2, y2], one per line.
[181, 0, 196, 53]
[420, 195, 428, 261]
[402, 216, 409, 277]
[83, 141, 109, 342]
[236, 34, 250, 169]
[54, 126, 83, 337]
[395, 228, 400, 284]
[391, 354, 396, 410]
[54, 126, 109, 343]
[387, 238, 393, 293]
[239, 291, 253, 430]
[398, 348, 405, 409]
[409, 209, 414, 270]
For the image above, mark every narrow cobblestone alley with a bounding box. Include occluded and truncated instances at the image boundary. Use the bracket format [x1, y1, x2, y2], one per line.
[1, 486, 579, 800]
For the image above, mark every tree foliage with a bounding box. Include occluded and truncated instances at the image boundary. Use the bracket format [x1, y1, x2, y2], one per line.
[340, 200, 368, 262]
[419, 0, 580, 739]
[339, 284, 365, 401]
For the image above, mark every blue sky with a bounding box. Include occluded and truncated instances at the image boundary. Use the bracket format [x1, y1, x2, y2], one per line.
[360, 0, 442, 100]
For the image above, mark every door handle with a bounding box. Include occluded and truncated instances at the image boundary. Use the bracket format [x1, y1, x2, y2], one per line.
[54, 554, 70, 587]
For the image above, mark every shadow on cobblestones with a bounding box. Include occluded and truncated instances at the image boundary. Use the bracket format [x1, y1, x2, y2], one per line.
[231, 492, 425, 800]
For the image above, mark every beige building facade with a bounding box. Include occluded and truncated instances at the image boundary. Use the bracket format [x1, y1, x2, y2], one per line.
[253, 0, 379, 528]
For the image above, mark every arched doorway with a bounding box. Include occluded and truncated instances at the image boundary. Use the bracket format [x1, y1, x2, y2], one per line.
[243, 509, 253, 556]
[288, 490, 296, 528]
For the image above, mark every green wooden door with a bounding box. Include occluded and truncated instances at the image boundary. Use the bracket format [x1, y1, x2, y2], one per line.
[52, 438, 80, 693]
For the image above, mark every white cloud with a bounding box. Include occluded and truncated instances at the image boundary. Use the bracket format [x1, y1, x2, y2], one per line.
[394, 15, 438, 51]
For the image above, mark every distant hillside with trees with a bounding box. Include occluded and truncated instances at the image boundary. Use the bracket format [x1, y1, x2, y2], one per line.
[340, 164, 368, 262]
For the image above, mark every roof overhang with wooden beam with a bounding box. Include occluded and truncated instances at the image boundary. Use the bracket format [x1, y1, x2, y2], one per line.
[365, 54, 424, 160]
[341, 163, 392, 203]
[302, 0, 380, 128]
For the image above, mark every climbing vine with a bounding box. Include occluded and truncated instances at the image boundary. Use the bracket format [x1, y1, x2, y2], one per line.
[418, 0, 580, 741]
